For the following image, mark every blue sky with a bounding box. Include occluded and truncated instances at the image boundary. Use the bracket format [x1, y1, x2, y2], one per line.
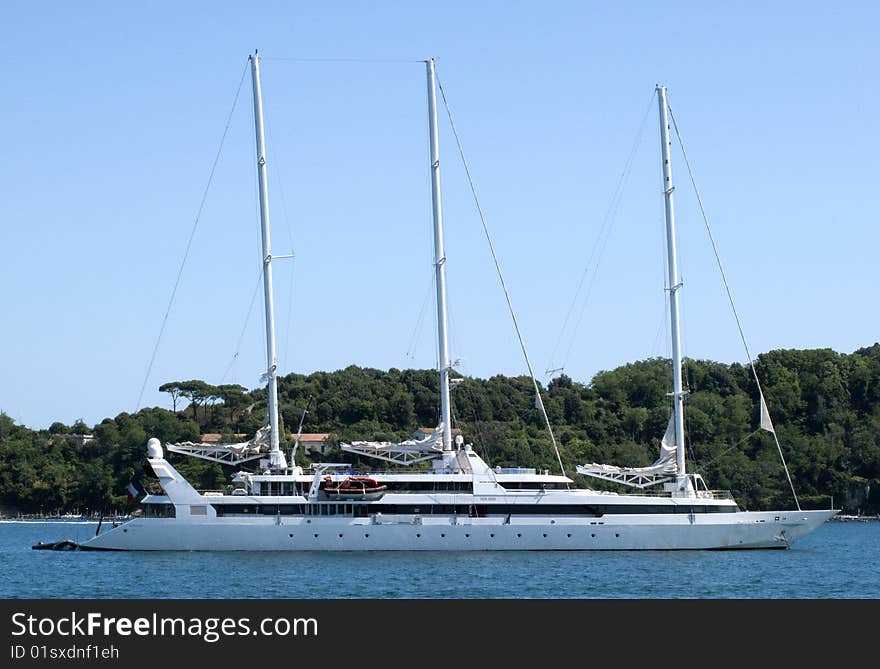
[2, 1, 878, 429]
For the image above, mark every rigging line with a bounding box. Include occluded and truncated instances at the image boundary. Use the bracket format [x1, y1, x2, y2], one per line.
[557, 212, 609, 369]
[220, 267, 265, 384]
[455, 370, 492, 464]
[547, 90, 657, 375]
[468, 393, 491, 463]
[649, 277, 668, 357]
[405, 271, 435, 360]
[135, 59, 250, 412]
[436, 74, 566, 479]
[263, 101, 296, 372]
[283, 255, 296, 372]
[431, 257, 440, 376]
[446, 311, 494, 462]
[667, 102, 801, 511]
[698, 429, 762, 470]
[263, 57, 424, 64]
[651, 185, 671, 358]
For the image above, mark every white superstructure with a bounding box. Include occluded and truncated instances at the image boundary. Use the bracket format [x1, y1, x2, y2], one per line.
[82, 437, 831, 551]
[80, 61, 835, 552]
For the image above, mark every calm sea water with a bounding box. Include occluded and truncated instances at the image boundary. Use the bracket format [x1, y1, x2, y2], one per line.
[1, 520, 877, 599]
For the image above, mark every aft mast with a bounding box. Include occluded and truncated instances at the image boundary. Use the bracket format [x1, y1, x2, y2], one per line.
[657, 85, 686, 487]
[250, 50, 287, 471]
[426, 58, 453, 453]
[574, 87, 687, 490]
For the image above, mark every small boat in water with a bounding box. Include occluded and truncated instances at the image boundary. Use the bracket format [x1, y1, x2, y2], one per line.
[32, 539, 79, 551]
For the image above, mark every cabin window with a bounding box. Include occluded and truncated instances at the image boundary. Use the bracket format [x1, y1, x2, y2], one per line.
[498, 482, 567, 491]
[303, 503, 358, 517]
[278, 505, 305, 515]
[382, 481, 472, 493]
[212, 504, 260, 516]
[190, 505, 207, 516]
[142, 503, 175, 518]
[262, 481, 289, 496]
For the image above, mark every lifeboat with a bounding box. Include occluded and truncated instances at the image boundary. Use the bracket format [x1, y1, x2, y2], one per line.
[322, 476, 387, 500]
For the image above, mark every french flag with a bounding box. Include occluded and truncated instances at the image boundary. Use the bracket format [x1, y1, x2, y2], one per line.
[127, 477, 142, 503]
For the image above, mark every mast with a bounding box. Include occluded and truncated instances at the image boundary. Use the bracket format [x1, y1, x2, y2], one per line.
[425, 58, 453, 452]
[250, 51, 286, 470]
[657, 85, 686, 482]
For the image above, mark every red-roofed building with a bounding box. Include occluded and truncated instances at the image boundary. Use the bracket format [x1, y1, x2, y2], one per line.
[297, 433, 336, 455]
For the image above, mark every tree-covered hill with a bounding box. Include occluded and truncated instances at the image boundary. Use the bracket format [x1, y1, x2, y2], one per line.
[2, 344, 878, 515]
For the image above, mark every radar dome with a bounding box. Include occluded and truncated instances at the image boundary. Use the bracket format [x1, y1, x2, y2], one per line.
[147, 438, 163, 459]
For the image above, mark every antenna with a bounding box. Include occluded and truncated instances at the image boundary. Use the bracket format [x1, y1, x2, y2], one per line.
[290, 396, 314, 464]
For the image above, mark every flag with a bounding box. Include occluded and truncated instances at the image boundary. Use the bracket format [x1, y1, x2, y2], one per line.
[759, 394, 775, 434]
[127, 477, 142, 503]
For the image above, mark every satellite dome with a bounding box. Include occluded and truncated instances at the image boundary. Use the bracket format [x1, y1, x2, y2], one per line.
[147, 438, 163, 459]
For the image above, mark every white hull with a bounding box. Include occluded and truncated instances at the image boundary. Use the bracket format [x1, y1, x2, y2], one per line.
[80, 509, 834, 551]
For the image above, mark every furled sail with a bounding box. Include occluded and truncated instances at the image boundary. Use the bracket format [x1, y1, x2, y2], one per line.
[340, 423, 447, 465]
[165, 424, 272, 465]
[576, 415, 678, 487]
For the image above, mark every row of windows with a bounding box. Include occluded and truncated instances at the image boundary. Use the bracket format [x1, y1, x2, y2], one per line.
[142, 503, 176, 518]
[255, 481, 570, 496]
[258, 481, 474, 495]
[209, 502, 738, 517]
[357, 481, 473, 492]
[260, 483, 309, 496]
[213, 504, 369, 517]
[498, 482, 568, 490]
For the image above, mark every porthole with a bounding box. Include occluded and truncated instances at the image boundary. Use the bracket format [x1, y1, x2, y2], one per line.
[516, 533, 522, 538]
[591, 533, 596, 538]
[615, 533, 620, 538]
[440, 533, 445, 538]
[566, 533, 572, 538]
[490, 533, 495, 538]
[288, 533, 293, 538]
[313, 533, 318, 538]
[364, 533, 369, 538]
[465, 533, 470, 538]
[543, 533, 548, 538]
[550, 520, 556, 524]
[338, 534, 343, 538]
[416, 533, 421, 538]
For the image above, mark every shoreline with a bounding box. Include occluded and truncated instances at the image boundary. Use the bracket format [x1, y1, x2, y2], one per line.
[0, 513, 130, 522]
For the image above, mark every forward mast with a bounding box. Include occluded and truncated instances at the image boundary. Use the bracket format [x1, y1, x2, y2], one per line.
[657, 85, 687, 489]
[251, 51, 286, 471]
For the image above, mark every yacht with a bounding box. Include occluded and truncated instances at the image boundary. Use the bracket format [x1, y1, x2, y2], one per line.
[80, 55, 835, 551]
